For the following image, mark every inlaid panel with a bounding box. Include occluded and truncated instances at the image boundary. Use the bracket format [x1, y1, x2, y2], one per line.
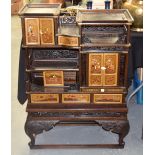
[62, 94, 90, 104]
[43, 71, 64, 86]
[94, 94, 123, 104]
[25, 18, 40, 45]
[40, 18, 55, 45]
[105, 54, 117, 74]
[31, 94, 59, 103]
[89, 75, 102, 86]
[58, 36, 79, 46]
[89, 54, 102, 86]
[104, 53, 118, 86]
[105, 75, 117, 86]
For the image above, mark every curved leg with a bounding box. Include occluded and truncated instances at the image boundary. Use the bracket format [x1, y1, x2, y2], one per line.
[96, 120, 130, 147]
[25, 115, 59, 148]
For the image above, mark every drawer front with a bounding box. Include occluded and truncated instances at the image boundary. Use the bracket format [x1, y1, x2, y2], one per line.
[62, 94, 90, 104]
[58, 36, 79, 46]
[43, 71, 64, 86]
[31, 94, 59, 103]
[25, 18, 40, 45]
[94, 94, 123, 104]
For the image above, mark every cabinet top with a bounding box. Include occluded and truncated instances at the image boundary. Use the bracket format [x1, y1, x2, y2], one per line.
[76, 9, 134, 24]
[18, 3, 62, 16]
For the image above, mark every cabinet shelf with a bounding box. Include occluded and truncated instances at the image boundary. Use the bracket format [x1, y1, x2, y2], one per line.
[26, 68, 79, 72]
[27, 83, 80, 94]
[80, 44, 131, 47]
[22, 44, 81, 50]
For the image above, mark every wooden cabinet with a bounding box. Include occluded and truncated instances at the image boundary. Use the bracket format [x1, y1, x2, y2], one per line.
[19, 5, 133, 149]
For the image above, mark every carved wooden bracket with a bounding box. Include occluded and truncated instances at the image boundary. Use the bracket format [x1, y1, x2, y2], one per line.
[96, 120, 130, 145]
[25, 117, 59, 147]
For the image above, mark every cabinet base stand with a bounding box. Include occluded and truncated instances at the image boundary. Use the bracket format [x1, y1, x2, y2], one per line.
[25, 112, 129, 149]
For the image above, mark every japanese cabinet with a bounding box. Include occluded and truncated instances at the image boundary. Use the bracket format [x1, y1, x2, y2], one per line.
[19, 4, 133, 149]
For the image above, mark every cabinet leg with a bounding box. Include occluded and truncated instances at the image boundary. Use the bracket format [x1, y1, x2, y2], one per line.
[24, 116, 59, 148]
[118, 121, 130, 145]
[96, 120, 130, 146]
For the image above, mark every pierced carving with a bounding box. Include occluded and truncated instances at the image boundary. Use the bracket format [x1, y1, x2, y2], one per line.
[59, 16, 76, 25]
[82, 34, 127, 44]
[25, 116, 59, 147]
[82, 25, 126, 33]
[96, 120, 130, 145]
[82, 46, 128, 52]
[30, 112, 126, 118]
[32, 49, 78, 59]
[119, 54, 126, 86]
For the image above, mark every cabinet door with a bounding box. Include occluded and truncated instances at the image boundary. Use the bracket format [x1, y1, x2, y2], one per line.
[40, 18, 55, 45]
[25, 18, 40, 45]
[103, 53, 118, 86]
[88, 53, 118, 86]
[88, 54, 103, 86]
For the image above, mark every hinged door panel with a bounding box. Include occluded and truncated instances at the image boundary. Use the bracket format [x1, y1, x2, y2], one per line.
[25, 18, 40, 45]
[39, 18, 55, 45]
[88, 53, 118, 87]
[89, 54, 103, 86]
[104, 53, 118, 86]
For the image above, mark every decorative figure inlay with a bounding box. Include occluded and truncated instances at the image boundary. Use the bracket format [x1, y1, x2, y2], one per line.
[40, 18, 55, 45]
[105, 55, 116, 74]
[104, 54, 118, 86]
[90, 54, 102, 74]
[25, 18, 40, 45]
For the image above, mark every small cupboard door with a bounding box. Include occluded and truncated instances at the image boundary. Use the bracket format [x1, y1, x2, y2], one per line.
[89, 54, 103, 86]
[104, 53, 118, 86]
[88, 53, 118, 86]
[39, 18, 55, 45]
[25, 18, 40, 45]
[24, 18, 55, 45]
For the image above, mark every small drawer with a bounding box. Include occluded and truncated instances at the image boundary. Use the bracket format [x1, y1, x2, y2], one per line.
[62, 94, 90, 104]
[58, 36, 79, 47]
[94, 94, 123, 104]
[43, 71, 64, 86]
[30, 94, 59, 103]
